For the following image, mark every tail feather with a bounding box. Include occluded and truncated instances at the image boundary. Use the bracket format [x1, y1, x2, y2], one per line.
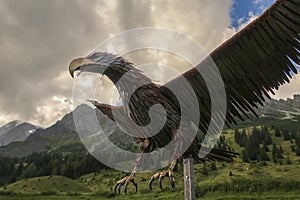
[191, 145, 239, 163]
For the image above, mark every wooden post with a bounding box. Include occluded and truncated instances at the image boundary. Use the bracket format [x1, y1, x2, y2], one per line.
[183, 156, 195, 200]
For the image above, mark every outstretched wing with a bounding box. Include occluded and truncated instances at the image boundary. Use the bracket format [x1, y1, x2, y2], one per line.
[160, 0, 300, 132]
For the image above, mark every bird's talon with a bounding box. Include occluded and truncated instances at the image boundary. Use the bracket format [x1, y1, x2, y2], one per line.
[149, 170, 175, 191]
[114, 183, 121, 194]
[124, 182, 128, 194]
[114, 176, 137, 194]
[149, 177, 154, 190]
[170, 176, 176, 192]
[159, 176, 164, 190]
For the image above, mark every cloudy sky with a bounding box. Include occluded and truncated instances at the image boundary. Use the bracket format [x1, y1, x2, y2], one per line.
[0, 0, 298, 127]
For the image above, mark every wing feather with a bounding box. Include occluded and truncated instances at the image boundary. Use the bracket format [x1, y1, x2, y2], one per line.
[161, 0, 300, 131]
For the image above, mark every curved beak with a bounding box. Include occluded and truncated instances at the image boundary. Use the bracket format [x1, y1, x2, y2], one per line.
[69, 57, 103, 78]
[69, 57, 84, 78]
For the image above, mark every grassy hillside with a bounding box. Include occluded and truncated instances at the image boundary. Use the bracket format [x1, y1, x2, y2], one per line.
[0, 176, 91, 195]
[0, 123, 300, 199]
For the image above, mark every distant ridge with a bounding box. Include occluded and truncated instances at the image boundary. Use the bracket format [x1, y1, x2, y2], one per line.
[0, 121, 42, 147]
[1, 95, 300, 157]
[0, 120, 23, 136]
[0, 104, 129, 157]
[258, 94, 300, 120]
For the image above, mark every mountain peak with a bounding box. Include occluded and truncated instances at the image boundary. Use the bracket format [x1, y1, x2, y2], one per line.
[0, 121, 42, 147]
[0, 120, 23, 136]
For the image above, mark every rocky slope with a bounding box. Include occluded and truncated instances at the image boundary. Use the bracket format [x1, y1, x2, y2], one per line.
[258, 94, 300, 120]
[0, 104, 132, 157]
[0, 120, 23, 137]
[0, 121, 42, 147]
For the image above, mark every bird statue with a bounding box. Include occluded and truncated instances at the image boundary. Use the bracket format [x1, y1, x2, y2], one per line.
[69, 0, 299, 194]
[85, 100, 237, 193]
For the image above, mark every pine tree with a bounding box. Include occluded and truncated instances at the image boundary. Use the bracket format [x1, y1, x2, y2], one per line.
[242, 149, 249, 162]
[279, 146, 284, 154]
[272, 143, 277, 163]
[234, 129, 241, 144]
[295, 134, 300, 156]
[246, 136, 259, 161]
[272, 143, 283, 162]
[259, 147, 270, 161]
[15, 163, 24, 177]
[291, 145, 296, 152]
[63, 163, 75, 179]
[240, 129, 247, 147]
[251, 126, 260, 144]
[210, 162, 217, 171]
[263, 141, 270, 152]
[290, 131, 297, 139]
[21, 163, 38, 178]
[261, 126, 272, 145]
[275, 128, 281, 137]
[282, 130, 291, 140]
[202, 163, 208, 175]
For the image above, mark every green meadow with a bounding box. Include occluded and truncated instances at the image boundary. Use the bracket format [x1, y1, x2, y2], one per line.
[1, 124, 300, 199]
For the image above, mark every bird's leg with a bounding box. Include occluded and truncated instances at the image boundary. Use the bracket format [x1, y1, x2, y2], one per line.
[149, 126, 188, 192]
[114, 175, 137, 194]
[114, 158, 140, 194]
[149, 159, 177, 192]
[123, 165, 138, 194]
[115, 139, 152, 194]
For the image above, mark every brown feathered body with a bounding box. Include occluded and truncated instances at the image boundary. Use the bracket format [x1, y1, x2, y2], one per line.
[74, 0, 299, 164]
[92, 89, 235, 163]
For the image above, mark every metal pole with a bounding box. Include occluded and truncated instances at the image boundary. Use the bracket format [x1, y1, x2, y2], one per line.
[183, 157, 195, 200]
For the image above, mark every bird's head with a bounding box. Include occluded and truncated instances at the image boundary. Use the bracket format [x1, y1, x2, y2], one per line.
[69, 57, 93, 78]
[69, 52, 134, 81]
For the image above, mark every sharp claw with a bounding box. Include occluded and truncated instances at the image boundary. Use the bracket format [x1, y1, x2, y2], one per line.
[159, 176, 163, 190]
[149, 177, 154, 190]
[118, 184, 121, 194]
[124, 182, 129, 194]
[114, 183, 120, 194]
[134, 182, 138, 193]
[170, 176, 176, 192]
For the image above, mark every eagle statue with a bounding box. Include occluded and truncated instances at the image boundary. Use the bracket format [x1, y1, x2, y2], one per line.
[69, 0, 299, 194]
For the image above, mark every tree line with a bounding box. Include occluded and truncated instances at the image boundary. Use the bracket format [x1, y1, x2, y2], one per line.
[234, 126, 300, 163]
[0, 152, 109, 186]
